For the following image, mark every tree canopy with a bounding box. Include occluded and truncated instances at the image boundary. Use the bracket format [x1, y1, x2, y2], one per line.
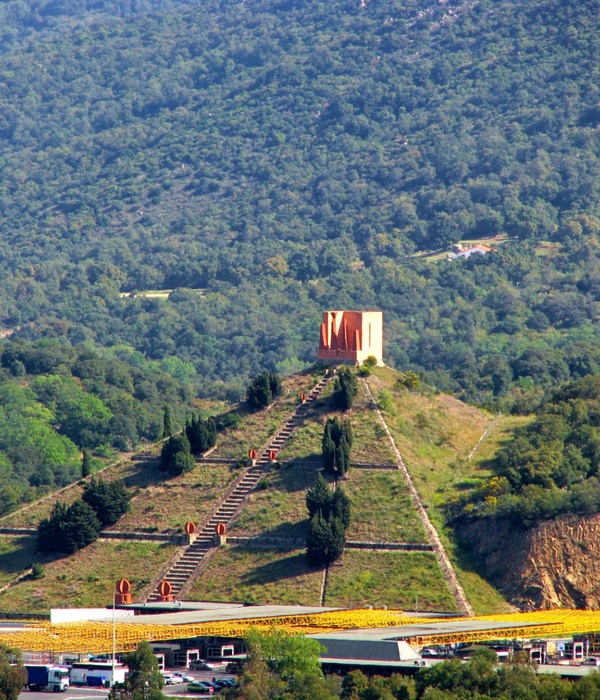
[0, 0, 598, 409]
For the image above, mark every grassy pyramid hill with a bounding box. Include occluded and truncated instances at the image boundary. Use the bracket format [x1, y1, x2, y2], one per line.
[0, 367, 521, 615]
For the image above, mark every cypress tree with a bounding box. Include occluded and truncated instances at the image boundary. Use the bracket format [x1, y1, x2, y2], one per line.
[341, 419, 353, 450]
[335, 367, 358, 410]
[161, 434, 195, 474]
[335, 435, 351, 475]
[82, 477, 131, 527]
[322, 417, 353, 475]
[207, 417, 217, 449]
[246, 373, 272, 410]
[196, 418, 210, 453]
[162, 406, 173, 438]
[328, 516, 346, 562]
[268, 372, 282, 399]
[322, 420, 336, 474]
[331, 486, 351, 530]
[185, 417, 197, 453]
[306, 473, 332, 519]
[306, 514, 331, 566]
[81, 449, 92, 478]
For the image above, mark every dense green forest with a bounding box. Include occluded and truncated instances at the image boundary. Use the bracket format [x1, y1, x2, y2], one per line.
[0, 338, 195, 515]
[0, 0, 599, 407]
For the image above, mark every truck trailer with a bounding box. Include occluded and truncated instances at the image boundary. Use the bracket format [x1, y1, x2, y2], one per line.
[25, 665, 70, 692]
[69, 661, 128, 687]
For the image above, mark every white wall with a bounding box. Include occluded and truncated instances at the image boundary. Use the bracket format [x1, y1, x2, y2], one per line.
[50, 608, 134, 623]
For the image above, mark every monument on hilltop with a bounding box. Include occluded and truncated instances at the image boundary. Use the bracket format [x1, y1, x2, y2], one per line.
[317, 310, 383, 366]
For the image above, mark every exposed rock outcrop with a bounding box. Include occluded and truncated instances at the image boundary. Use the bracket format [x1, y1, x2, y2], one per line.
[458, 514, 600, 610]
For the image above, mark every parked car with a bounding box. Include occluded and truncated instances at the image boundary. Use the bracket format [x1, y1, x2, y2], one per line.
[187, 681, 212, 693]
[189, 660, 216, 671]
[172, 672, 194, 682]
[420, 647, 440, 658]
[581, 657, 600, 666]
[225, 661, 244, 674]
[187, 681, 216, 694]
[162, 673, 178, 685]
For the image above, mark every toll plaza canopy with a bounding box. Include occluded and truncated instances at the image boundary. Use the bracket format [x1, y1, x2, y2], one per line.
[3, 606, 600, 654]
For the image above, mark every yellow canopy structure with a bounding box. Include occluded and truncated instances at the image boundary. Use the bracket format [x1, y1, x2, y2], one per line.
[3, 609, 600, 654]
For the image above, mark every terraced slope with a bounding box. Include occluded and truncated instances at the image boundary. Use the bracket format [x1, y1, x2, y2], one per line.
[145, 373, 333, 601]
[0, 367, 514, 614]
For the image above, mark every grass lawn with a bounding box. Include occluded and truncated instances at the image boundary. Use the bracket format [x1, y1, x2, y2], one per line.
[0, 536, 37, 589]
[1, 457, 239, 535]
[342, 470, 428, 543]
[366, 368, 518, 614]
[0, 539, 177, 613]
[112, 461, 239, 533]
[325, 550, 457, 612]
[229, 460, 323, 538]
[184, 546, 324, 606]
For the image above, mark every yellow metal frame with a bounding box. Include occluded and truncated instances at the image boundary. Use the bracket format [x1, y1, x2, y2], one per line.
[4, 609, 600, 654]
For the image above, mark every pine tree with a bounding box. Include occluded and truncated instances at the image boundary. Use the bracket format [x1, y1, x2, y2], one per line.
[306, 473, 332, 518]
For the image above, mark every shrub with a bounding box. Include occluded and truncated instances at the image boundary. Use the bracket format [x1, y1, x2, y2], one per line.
[31, 562, 45, 579]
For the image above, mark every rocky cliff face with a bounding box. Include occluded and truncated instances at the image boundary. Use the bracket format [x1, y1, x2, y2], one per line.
[459, 514, 600, 610]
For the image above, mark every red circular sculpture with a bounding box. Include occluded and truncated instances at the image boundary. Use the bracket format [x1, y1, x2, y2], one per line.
[158, 580, 172, 597]
[248, 449, 257, 460]
[184, 522, 197, 534]
[215, 523, 226, 536]
[115, 578, 131, 594]
[268, 450, 277, 461]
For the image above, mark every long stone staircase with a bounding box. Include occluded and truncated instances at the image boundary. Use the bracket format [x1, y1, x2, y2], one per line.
[144, 372, 333, 602]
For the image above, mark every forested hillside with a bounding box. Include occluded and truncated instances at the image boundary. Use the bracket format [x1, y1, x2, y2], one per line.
[0, 338, 196, 515]
[0, 0, 599, 404]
